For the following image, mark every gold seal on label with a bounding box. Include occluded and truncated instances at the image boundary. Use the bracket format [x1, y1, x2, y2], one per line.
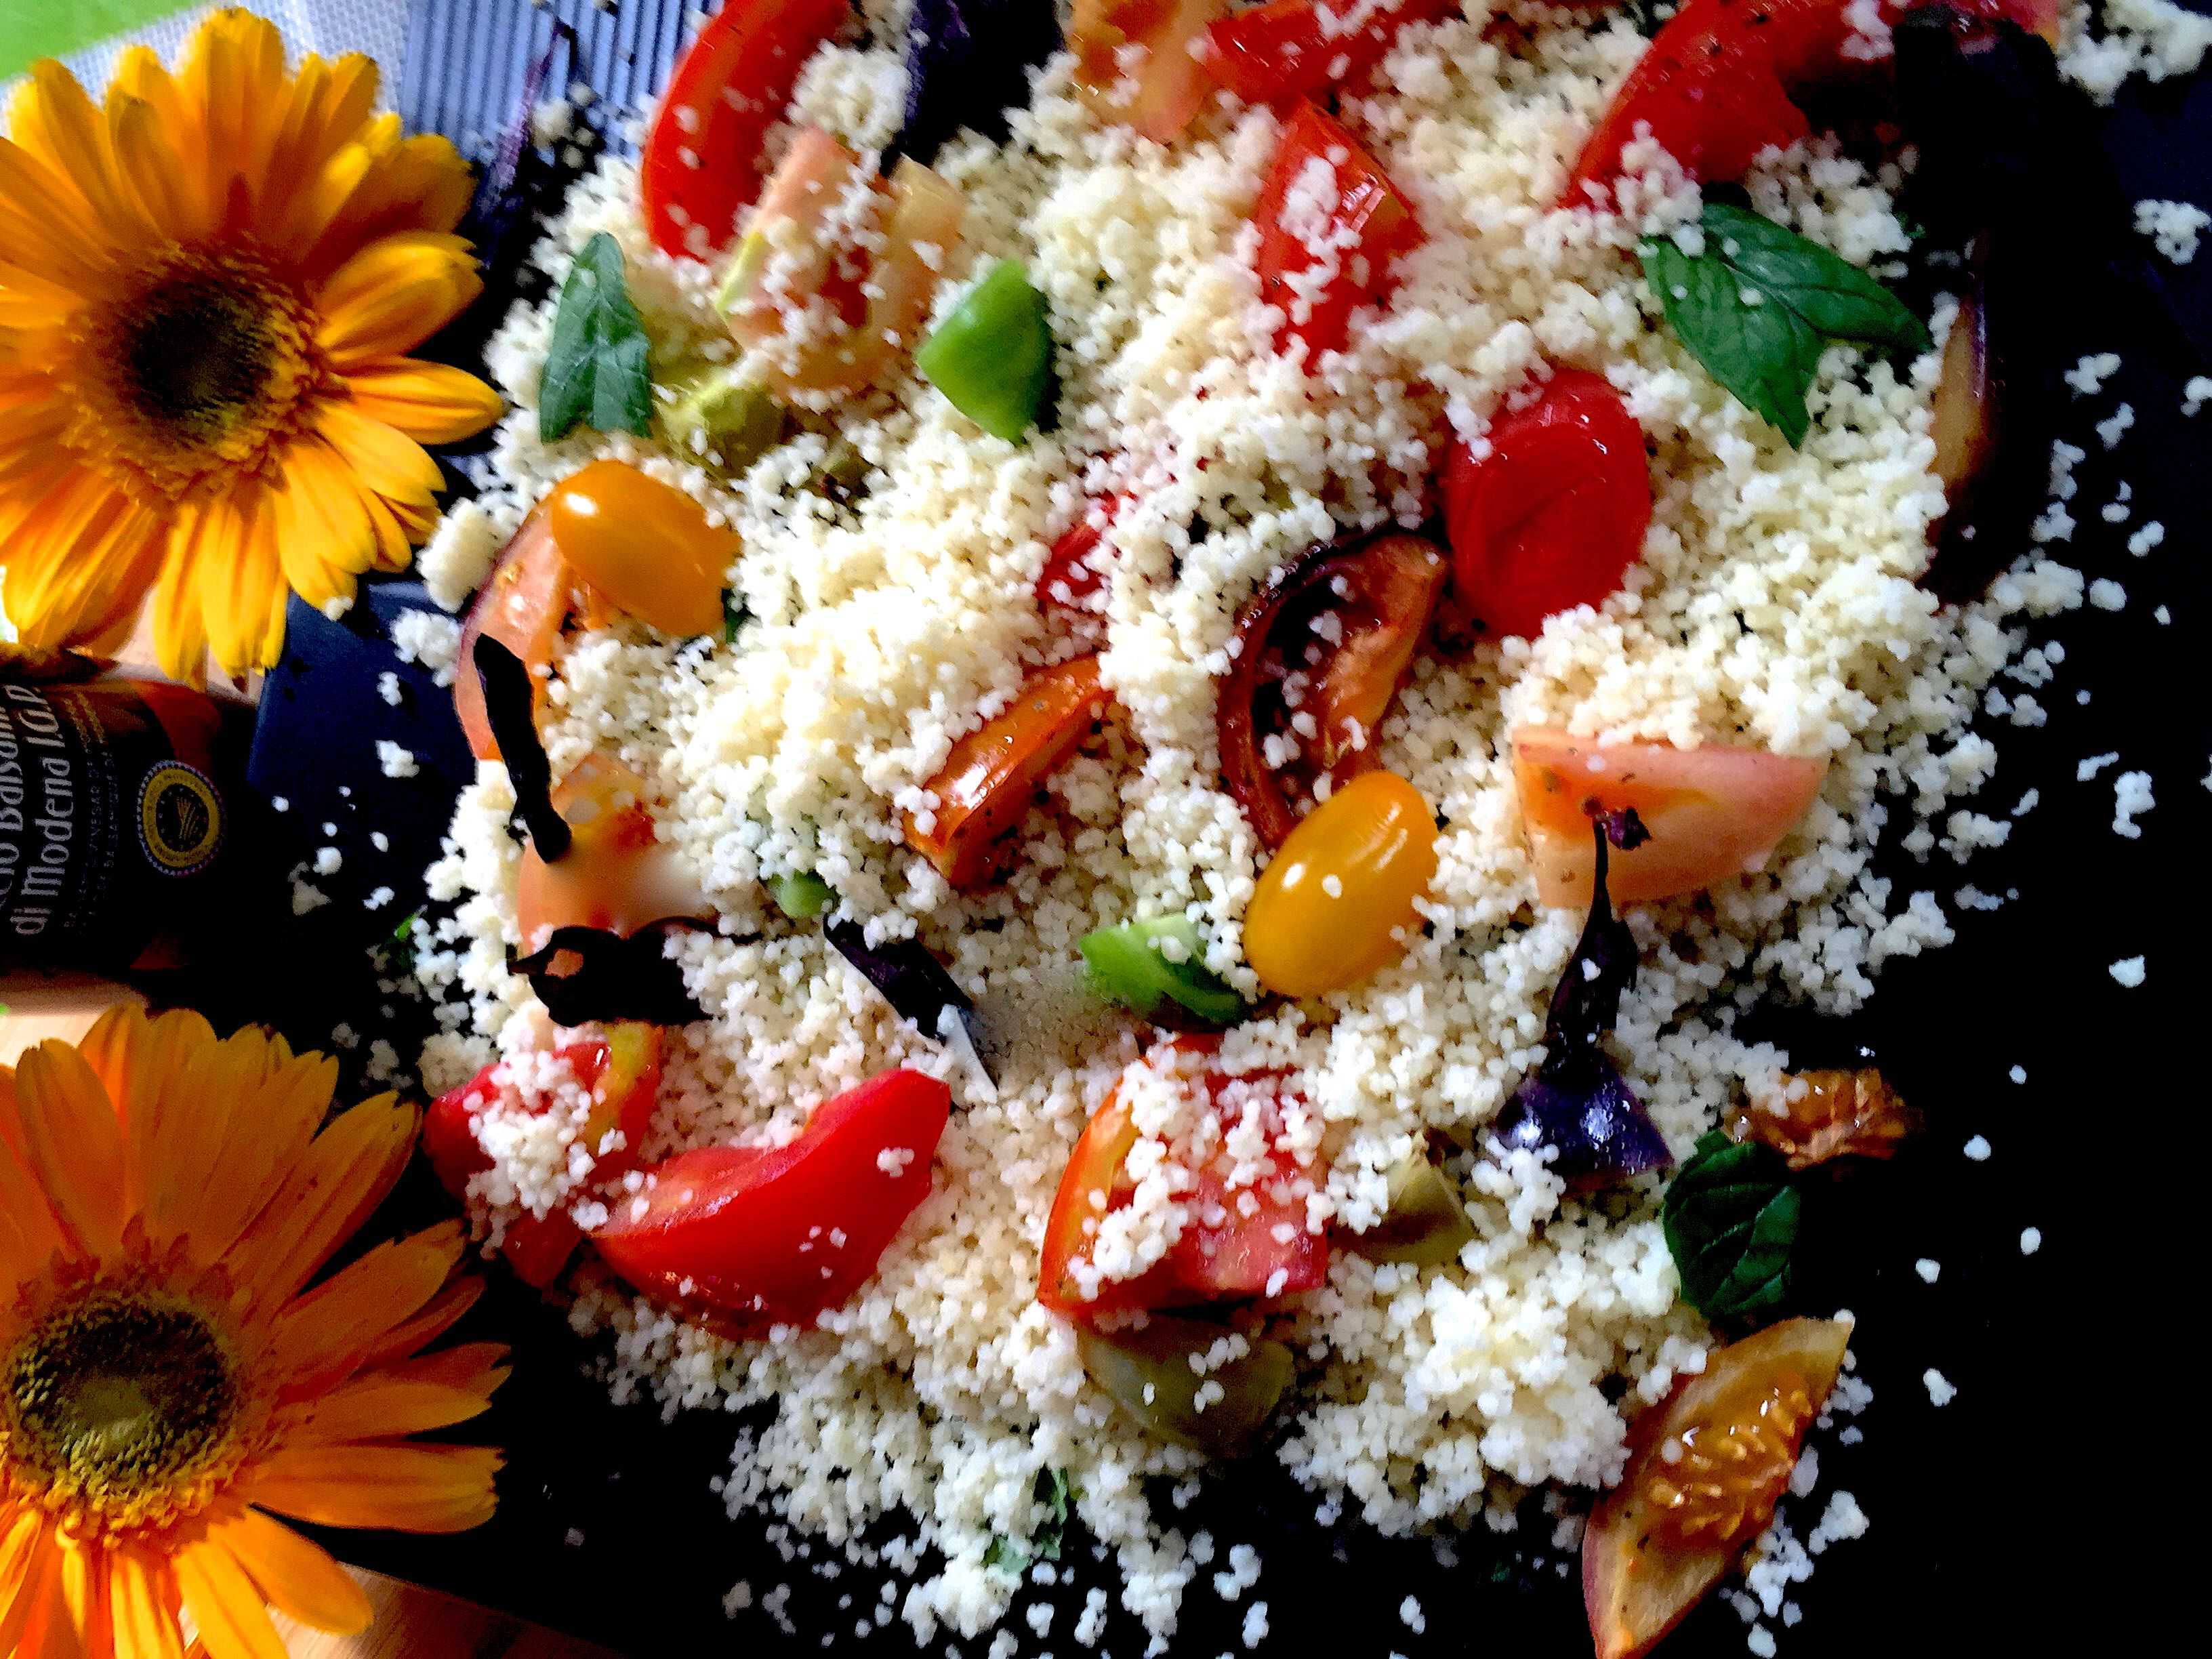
[138, 762, 223, 875]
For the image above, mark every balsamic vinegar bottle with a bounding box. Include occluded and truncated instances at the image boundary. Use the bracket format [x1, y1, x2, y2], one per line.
[1, 669, 255, 972]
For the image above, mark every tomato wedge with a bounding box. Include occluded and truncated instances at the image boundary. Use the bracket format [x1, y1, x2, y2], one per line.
[1071, 0, 1230, 144]
[1217, 533, 1447, 850]
[455, 514, 573, 763]
[515, 754, 712, 952]
[718, 128, 967, 399]
[422, 1027, 668, 1290]
[1441, 369, 1652, 642]
[1204, 0, 1457, 105]
[1584, 1317, 1851, 1659]
[1563, 0, 2064, 203]
[1037, 496, 1125, 616]
[1253, 101, 1422, 361]
[1512, 729, 1828, 908]
[591, 1067, 952, 1328]
[640, 0, 851, 260]
[904, 656, 1113, 889]
[1038, 1039, 1326, 1319]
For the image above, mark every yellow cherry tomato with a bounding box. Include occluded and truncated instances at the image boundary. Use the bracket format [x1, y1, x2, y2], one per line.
[1244, 770, 1439, 998]
[545, 459, 736, 638]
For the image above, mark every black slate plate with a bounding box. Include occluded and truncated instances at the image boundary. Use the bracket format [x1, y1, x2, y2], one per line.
[220, 4, 2209, 1655]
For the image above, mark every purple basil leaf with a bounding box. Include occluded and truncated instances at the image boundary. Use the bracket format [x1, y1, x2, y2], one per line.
[473, 635, 570, 860]
[825, 919, 996, 1086]
[1492, 817, 1671, 1189]
[514, 923, 705, 1026]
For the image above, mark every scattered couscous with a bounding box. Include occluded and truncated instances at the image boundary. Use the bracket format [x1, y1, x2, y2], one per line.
[402, 1, 2204, 1650]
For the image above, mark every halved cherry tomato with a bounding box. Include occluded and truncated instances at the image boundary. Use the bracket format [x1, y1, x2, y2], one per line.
[455, 514, 573, 762]
[422, 1026, 667, 1289]
[1204, 0, 1457, 106]
[640, 0, 851, 260]
[1441, 370, 1651, 642]
[1038, 1038, 1326, 1319]
[516, 754, 712, 952]
[1217, 532, 1447, 848]
[1243, 769, 1438, 998]
[546, 460, 737, 638]
[904, 656, 1114, 889]
[1512, 729, 1828, 909]
[1071, 0, 1230, 144]
[720, 129, 967, 399]
[1563, 0, 2064, 203]
[1584, 1317, 1851, 1659]
[1253, 101, 1422, 361]
[590, 1067, 951, 1328]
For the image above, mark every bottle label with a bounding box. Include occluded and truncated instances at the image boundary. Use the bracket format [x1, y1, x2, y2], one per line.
[1, 680, 226, 968]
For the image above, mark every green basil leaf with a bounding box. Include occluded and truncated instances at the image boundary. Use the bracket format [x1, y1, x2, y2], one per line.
[723, 589, 750, 644]
[1660, 1130, 1803, 1320]
[1639, 203, 1929, 449]
[539, 231, 654, 444]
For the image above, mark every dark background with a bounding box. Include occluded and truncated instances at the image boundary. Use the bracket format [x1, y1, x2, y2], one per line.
[167, 1, 2212, 1654]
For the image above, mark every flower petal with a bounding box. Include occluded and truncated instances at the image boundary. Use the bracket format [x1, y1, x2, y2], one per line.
[245, 1444, 501, 1535]
[0, 1510, 60, 1654]
[352, 1277, 485, 1371]
[204, 1506, 371, 1637]
[107, 95, 200, 243]
[194, 484, 288, 678]
[150, 516, 214, 688]
[341, 356, 504, 445]
[220, 1094, 417, 1311]
[12, 60, 142, 240]
[314, 231, 481, 365]
[106, 1550, 184, 1659]
[172, 1533, 284, 1659]
[291, 1372, 504, 1446]
[316, 398, 446, 502]
[269, 1221, 466, 1389]
[9, 1040, 125, 1260]
[0, 137, 109, 288]
[268, 438, 380, 607]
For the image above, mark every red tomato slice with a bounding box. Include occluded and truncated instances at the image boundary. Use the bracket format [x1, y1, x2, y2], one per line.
[903, 656, 1114, 890]
[1253, 101, 1422, 361]
[640, 0, 851, 260]
[590, 1068, 952, 1328]
[1512, 729, 1828, 908]
[1204, 0, 1457, 106]
[1071, 0, 1230, 144]
[1441, 369, 1652, 642]
[515, 754, 712, 952]
[1584, 1317, 1851, 1659]
[1037, 1040, 1326, 1320]
[454, 513, 572, 764]
[1036, 497, 1126, 616]
[501, 1212, 587, 1290]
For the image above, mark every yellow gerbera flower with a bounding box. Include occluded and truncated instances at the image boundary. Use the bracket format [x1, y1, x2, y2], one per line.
[0, 7, 504, 683]
[0, 1005, 507, 1658]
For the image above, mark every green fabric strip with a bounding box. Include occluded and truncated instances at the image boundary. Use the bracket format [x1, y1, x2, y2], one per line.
[1, 0, 190, 81]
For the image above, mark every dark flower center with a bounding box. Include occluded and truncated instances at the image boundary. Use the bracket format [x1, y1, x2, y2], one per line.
[119, 272, 282, 444]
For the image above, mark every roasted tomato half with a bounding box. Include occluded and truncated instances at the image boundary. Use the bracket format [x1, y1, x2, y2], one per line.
[1218, 532, 1447, 850]
[1071, 0, 1229, 144]
[1584, 1317, 1851, 1659]
[591, 1067, 951, 1328]
[1204, 0, 1456, 105]
[905, 655, 1114, 889]
[1441, 369, 1652, 642]
[515, 753, 713, 953]
[1253, 100, 1423, 361]
[1038, 1037, 1327, 1319]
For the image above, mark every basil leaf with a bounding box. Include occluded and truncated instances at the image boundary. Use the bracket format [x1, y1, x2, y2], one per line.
[1639, 202, 1929, 449]
[723, 590, 750, 643]
[1660, 1130, 1802, 1320]
[539, 231, 653, 443]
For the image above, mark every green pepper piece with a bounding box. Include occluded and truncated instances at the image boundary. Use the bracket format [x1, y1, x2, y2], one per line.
[1345, 1151, 1476, 1267]
[1076, 1317, 1294, 1459]
[661, 367, 786, 479]
[773, 872, 835, 920]
[916, 259, 1054, 444]
[1078, 915, 1248, 1028]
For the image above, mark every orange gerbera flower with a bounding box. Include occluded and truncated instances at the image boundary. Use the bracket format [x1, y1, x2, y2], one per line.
[0, 1006, 507, 1658]
[0, 8, 504, 684]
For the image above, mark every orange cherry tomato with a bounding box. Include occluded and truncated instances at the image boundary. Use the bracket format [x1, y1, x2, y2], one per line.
[455, 513, 573, 762]
[545, 460, 736, 638]
[1243, 770, 1438, 998]
[904, 656, 1113, 890]
[515, 754, 712, 952]
[1511, 729, 1827, 909]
